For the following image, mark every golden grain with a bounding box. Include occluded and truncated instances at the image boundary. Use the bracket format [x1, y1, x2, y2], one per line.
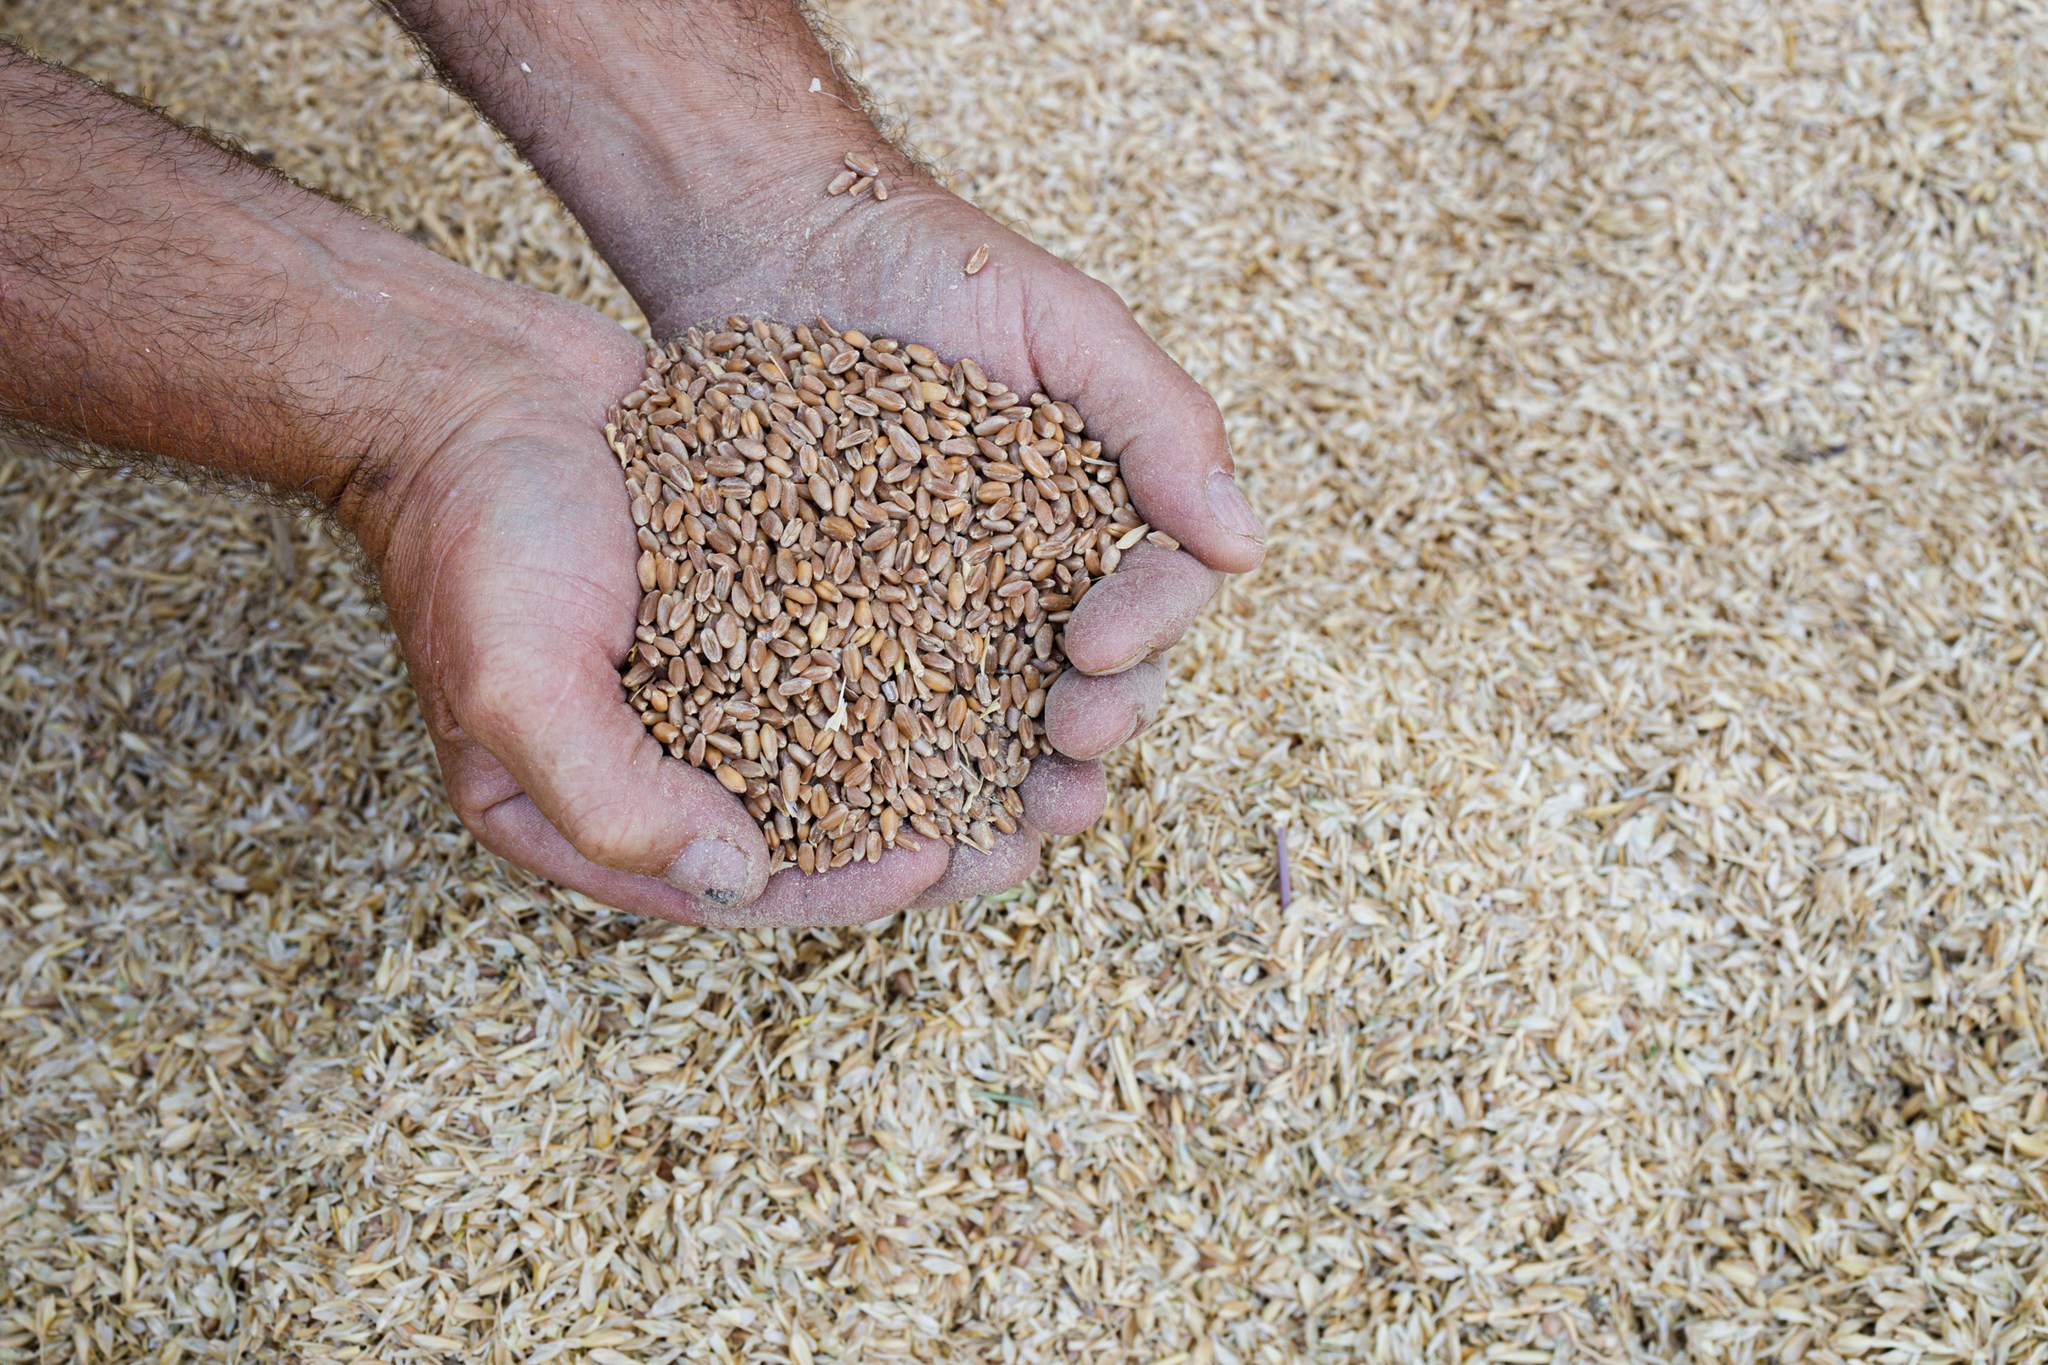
[608, 318, 1140, 868]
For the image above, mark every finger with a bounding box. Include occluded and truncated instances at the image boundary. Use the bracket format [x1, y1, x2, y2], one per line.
[1061, 544, 1220, 675]
[1044, 660, 1165, 759]
[910, 829, 1043, 909]
[461, 788, 757, 924]
[1018, 754, 1107, 835]
[719, 840, 951, 929]
[446, 634, 771, 908]
[1023, 273, 1265, 573]
[433, 728, 746, 918]
[439, 730, 947, 926]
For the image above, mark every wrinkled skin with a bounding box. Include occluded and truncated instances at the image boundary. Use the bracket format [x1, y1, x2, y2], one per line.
[367, 171, 1264, 926]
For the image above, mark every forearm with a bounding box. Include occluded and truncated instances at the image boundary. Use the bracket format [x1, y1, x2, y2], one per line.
[382, 0, 902, 329]
[0, 46, 550, 553]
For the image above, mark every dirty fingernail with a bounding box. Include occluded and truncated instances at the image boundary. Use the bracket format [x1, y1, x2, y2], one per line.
[1207, 470, 1265, 545]
[669, 838, 749, 906]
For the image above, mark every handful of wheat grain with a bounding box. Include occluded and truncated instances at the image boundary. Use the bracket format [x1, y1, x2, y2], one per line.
[607, 319, 1152, 874]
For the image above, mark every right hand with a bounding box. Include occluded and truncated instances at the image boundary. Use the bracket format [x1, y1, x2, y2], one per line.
[357, 297, 990, 925]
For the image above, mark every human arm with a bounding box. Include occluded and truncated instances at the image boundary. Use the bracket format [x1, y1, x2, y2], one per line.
[0, 43, 845, 922]
[381, 0, 1268, 902]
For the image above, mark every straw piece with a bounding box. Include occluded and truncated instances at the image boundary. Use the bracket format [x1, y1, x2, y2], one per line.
[1276, 822, 1291, 909]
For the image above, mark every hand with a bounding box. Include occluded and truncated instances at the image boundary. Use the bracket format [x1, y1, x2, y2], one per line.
[624, 162, 1268, 910]
[368, 185, 1269, 927]
[359, 302, 856, 924]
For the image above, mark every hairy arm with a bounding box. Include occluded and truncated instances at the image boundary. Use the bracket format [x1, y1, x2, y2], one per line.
[377, 0, 885, 332]
[0, 45, 797, 919]
[0, 43, 591, 557]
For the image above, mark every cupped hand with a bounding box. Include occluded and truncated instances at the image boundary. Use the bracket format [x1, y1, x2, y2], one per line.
[362, 301, 888, 925]
[360, 0, 1261, 920]
[356, 305, 715, 919]
[367, 171, 1263, 928]
[625, 159, 1266, 908]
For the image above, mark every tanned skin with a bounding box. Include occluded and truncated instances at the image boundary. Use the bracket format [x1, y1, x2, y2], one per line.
[0, 9, 1263, 925]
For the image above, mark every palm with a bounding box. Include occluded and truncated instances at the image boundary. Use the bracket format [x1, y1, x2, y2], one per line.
[405, 437, 643, 801]
[367, 337, 772, 922]
[657, 187, 1092, 410]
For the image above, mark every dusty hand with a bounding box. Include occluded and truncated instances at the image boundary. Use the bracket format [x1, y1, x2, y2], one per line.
[379, 0, 1266, 918]
[359, 304, 821, 922]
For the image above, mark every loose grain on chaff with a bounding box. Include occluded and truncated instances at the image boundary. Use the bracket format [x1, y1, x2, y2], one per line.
[606, 319, 1143, 871]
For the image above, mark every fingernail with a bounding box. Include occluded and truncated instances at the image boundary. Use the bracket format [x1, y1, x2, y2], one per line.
[1207, 471, 1265, 545]
[669, 838, 749, 906]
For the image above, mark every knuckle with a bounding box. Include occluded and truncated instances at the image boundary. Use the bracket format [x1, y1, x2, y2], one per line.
[1160, 373, 1229, 454]
[449, 799, 497, 847]
[1083, 275, 1132, 316]
[448, 661, 528, 736]
[441, 772, 491, 830]
[556, 802, 643, 871]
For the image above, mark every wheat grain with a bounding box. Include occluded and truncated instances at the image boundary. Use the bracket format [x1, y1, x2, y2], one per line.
[607, 318, 1141, 869]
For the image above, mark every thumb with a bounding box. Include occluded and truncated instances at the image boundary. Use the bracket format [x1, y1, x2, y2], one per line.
[1022, 268, 1265, 574]
[446, 634, 772, 907]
